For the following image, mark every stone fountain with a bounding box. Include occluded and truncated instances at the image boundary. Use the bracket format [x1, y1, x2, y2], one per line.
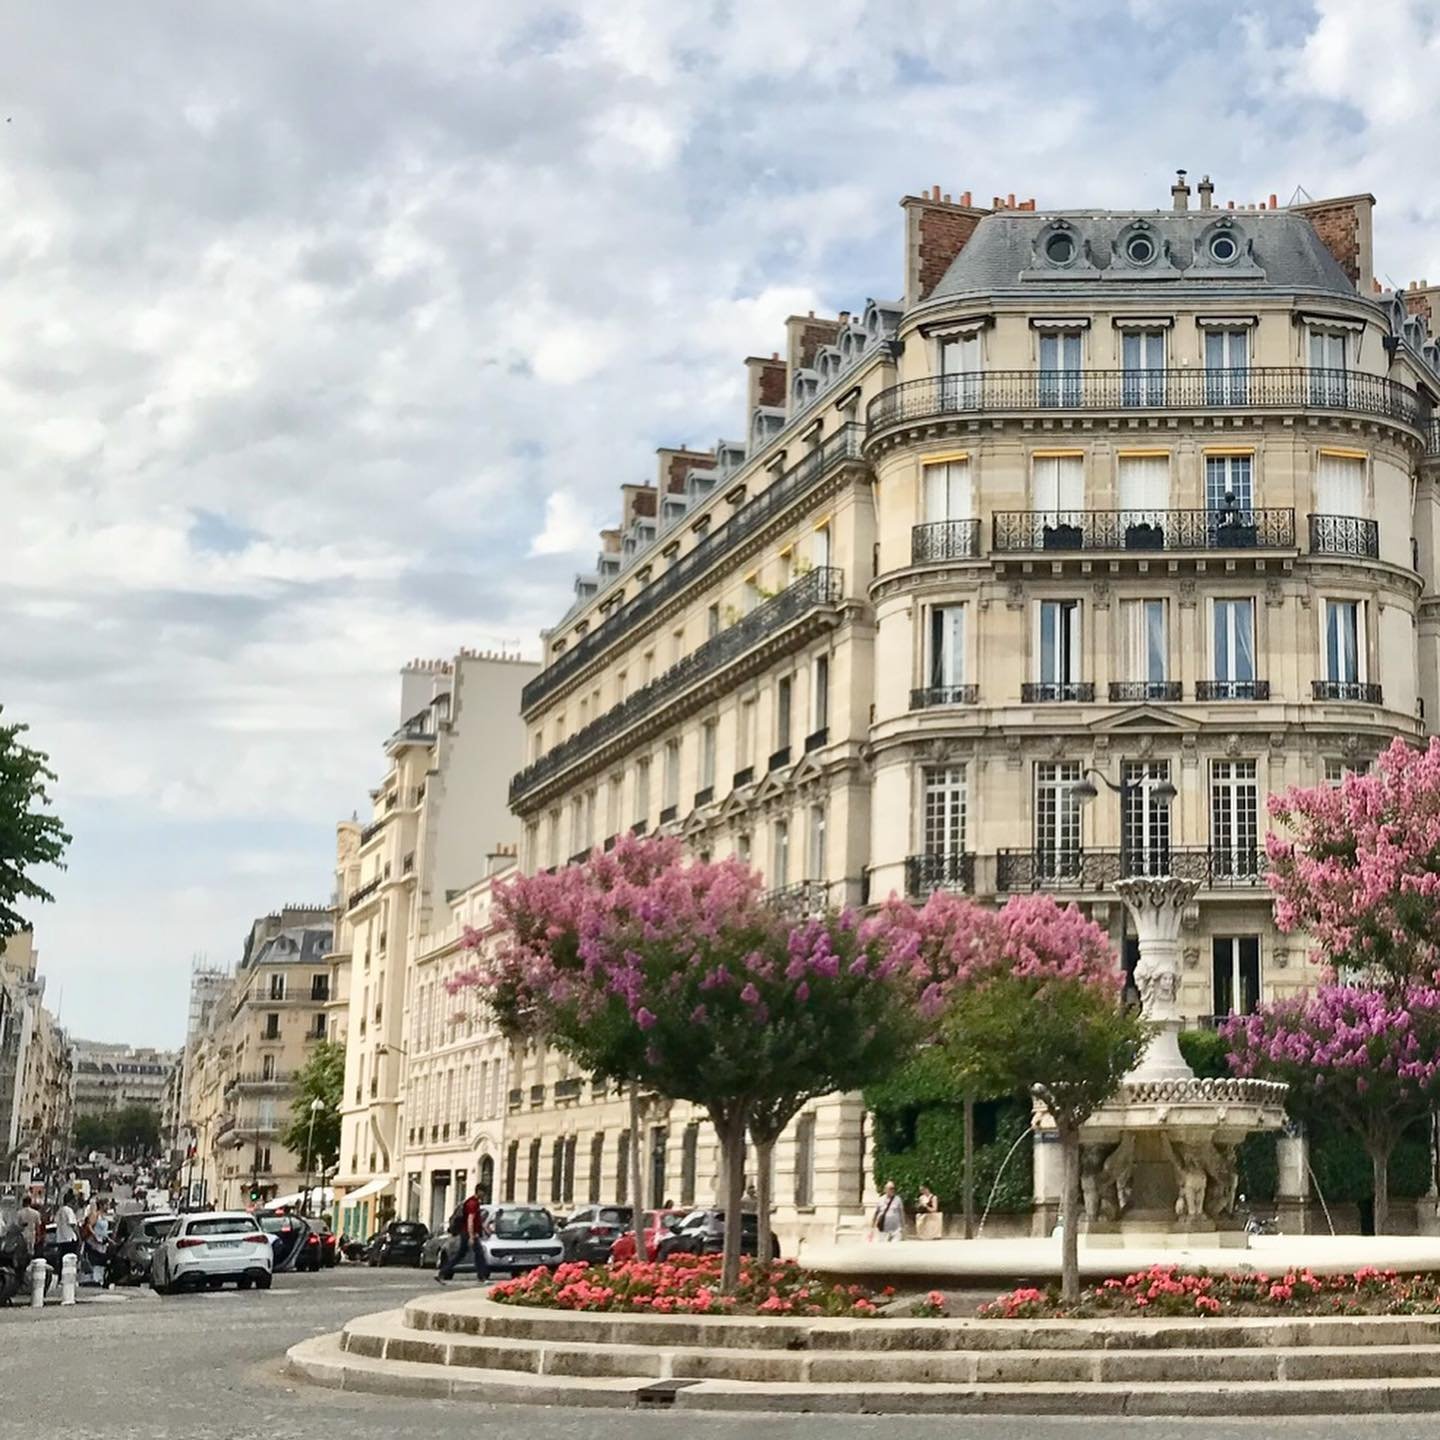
[1048, 876, 1289, 1248]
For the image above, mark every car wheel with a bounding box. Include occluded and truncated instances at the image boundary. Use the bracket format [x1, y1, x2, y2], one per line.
[238, 1277, 252, 1290]
[255, 1272, 272, 1291]
[206, 1277, 224, 1291]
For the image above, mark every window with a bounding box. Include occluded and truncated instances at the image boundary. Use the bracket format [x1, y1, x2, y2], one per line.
[263, 1013, 280, 1041]
[616, 671, 628, 702]
[736, 697, 755, 767]
[1212, 598, 1256, 689]
[1205, 454, 1253, 513]
[706, 603, 721, 638]
[1044, 231, 1076, 266]
[775, 677, 793, 752]
[923, 458, 972, 522]
[648, 1125, 668, 1209]
[773, 819, 790, 886]
[584, 788, 597, 846]
[671, 628, 685, 665]
[1121, 329, 1166, 406]
[607, 772, 623, 838]
[681, 1123, 699, 1207]
[811, 655, 830, 733]
[1205, 328, 1250, 404]
[662, 739, 680, 811]
[1032, 454, 1083, 515]
[634, 757, 650, 823]
[737, 832, 752, 864]
[1122, 761, 1171, 874]
[268, 974, 285, 1001]
[569, 797, 584, 856]
[928, 605, 966, 691]
[1037, 600, 1080, 686]
[504, 1142, 518, 1202]
[700, 720, 717, 791]
[812, 524, 832, 570]
[939, 331, 982, 393]
[1117, 454, 1170, 515]
[547, 809, 561, 866]
[743, 576, 761, 614]
[1035, 762, 1082, 880]
[1038, 330, 1083, 406]
[923, 766, 967, 858]
[1210, 760, 1260, 879]
[551, 1138, 564, 1201]
[793, 1113, 816, 1208]
[261, 1054, 276, 1080]
[1324, 757, 1371, 785]
[1309, 328, 1349, 405]
[563, 1135, 577, 1205]
[310, 974, 329, 1002]
[527, 1138, 541, 1203]
[1212, 937, 1261, 1018]
[616, 1129, 631, 1204]
[1325, 599, 1364, 684]
[1121, 599, 1167, 684]
[588, 1133, 605, 1204]
[1315, 452, 1365, 518]
[808, 804, 827, 880]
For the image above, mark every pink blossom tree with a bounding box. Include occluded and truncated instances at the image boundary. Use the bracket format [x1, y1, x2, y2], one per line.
[1267, 737, 1440, 985]
[1224, 983, 1440, 1233]
[452, 837, 923, 1288]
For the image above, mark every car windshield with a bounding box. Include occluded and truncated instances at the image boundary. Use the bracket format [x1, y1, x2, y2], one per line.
[258, 1215, 296, 1233]
[185, 1216, 259, 1236]
[392, 1223, 425, 1237]
[597, 1207, 629, 1226]
[678, 1210, 714, 1229]
[140, 1218, 177, 1240]
[490, 1209, 554, 1240]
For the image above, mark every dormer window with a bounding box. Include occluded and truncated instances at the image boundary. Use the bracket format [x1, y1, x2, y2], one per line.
[1044, 230, 1077, 267]
[1209, 230, 1239, 264]
[1122, 225, 1158, 266]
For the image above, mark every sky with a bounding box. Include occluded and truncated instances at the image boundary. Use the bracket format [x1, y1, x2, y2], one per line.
[4, 0, 1440, 1047]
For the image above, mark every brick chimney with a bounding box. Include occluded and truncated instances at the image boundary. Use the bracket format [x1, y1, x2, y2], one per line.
[744, 353, 788, 416]
[654, 446, 715, 494]
[784, 312, 844, 376]
[900, 186, 993, 308]
[1289, 192, 1376, 293]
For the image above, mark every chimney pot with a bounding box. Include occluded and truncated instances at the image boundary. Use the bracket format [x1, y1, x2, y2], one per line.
[960, 189, 972, 206]
[1269, 193, 1278, 209]
[1197, 174, 1214, 210]
[1008, 193, 1016, 208]
[1171, 168, 1190, 211]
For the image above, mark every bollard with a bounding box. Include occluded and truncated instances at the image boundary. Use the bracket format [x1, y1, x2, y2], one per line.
[29, 1257, 46, 1309]
[60, 1252, 77, 1306]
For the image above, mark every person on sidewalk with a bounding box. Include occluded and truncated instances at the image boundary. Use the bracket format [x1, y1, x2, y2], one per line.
[436, 1183, 490, 1284]
[871, 1180, 905, 1243]
[53, 1192, 81, 1272]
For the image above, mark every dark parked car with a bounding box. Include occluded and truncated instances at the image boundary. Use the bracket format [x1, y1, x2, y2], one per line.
[104, 1212, 179, 1287]
[656, 1209, 780, 1261]
[557, 1205, 632, 1263]
[366, 1219, 430, 1267]
[310, 1216, 339, 1268]
[258, 1211, 317, 1272]
[342, 1230, 378, 1263]
[420, 1229, 459, 1270]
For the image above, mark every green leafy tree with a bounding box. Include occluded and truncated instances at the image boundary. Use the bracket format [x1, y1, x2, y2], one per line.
[110, 1105, 161, 1159]
[0, 708, 71, 939]
[72, 1113, 112, 1155]
[282, 1040, 345, 1177]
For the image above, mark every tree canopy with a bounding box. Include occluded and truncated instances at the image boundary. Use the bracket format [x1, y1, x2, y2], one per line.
[0, 707, 71, 940]
[281, 1039, 345, 1175]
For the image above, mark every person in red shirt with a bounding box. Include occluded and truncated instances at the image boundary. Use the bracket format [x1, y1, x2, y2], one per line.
[436, 1183, 490, 1283]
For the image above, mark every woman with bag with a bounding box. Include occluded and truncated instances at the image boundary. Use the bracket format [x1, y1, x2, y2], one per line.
[871, 1180, 905, 1243]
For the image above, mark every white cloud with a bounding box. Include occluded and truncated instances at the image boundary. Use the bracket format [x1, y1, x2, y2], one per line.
[530, 490, 597, 557]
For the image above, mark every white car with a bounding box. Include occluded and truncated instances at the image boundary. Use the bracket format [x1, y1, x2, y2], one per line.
[150, 1212, 273, 1294]
[481, 1206, 564, 1274]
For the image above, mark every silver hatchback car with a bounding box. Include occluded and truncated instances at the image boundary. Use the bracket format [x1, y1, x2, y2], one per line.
[150, 1212, 273, 1294]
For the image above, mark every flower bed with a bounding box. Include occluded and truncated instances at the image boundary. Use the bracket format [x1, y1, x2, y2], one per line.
[488, 1254, 890, 1317]
[978, 1266, 1440, 1319]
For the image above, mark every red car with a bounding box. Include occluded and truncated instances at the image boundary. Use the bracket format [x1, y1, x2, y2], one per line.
[609, 1210, 687, 1263]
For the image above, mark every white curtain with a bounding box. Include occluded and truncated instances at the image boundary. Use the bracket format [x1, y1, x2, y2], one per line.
[1122, 599, 1165, 681]
[930, 606, 965, 687]
[924, 460, 972, 522]
[1033, 455, 1083, 512]
[1315, 454, 1365, 517]
[1117, 455, 1171, 512]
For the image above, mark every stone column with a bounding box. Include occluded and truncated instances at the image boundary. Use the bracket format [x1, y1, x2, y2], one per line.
[1112, 875, 1200, 1082]
[1275, 1128, 1311, 1234]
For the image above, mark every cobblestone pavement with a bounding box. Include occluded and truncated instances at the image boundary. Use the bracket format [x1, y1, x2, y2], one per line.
[2, 1267, 1438, 1440]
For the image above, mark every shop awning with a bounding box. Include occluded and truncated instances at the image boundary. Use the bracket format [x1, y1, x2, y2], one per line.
[343, 1175, 394, 1204]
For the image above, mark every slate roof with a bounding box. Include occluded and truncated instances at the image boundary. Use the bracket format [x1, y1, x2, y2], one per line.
[929, 210, 1356, 300]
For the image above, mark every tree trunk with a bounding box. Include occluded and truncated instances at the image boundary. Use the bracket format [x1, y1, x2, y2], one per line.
[755, 1136, 776, 1269]
[962, 1095, 975, 1239]
[712, 1108, 748, 1291]
[628, 1084, 647, 1262]
[1370, 1142, 1391, 1236]
[1059, 1126, 1081, 1304]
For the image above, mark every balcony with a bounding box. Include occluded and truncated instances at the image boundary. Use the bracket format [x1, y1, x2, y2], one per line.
[911, 519, 981, 563]
[1196, 680, 1270, 701]
[996, 847, 1265, 892]
[732, 766, 755, 789]
[386, 712, 436, 751]
[510, 568, 845, 807]
[358, 817, 385, 845]
[554, 1077, 583, 1102]
[522, 424, 865, 713]
[764, 880, 830, 918]
[905, 852, 976, 897]
[659, 804, 678, 825]
[1309, 513, 1379, 558]
[1108, 681, 1183, 703]
[911, 684, 979, 709]
[867, 367, 1427, 436]
[1312, 680, 1383, 704]
[1021, 682, 1095, 703]
[346, 875, 382, 912]
[992, 507, 1295, 554]
[529, 1084, 546, 1107]
[768, 745, 792, 772]
[804, 727, 828, 753]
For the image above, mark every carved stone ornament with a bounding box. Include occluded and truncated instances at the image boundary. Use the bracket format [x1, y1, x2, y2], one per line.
[1182, 945, 1201, 970]
[1006, 580, 1025, 611]
[1340, 732, 1363, 758]
[1178, 579, 1197, 609]
[1265, 578, 1285, 608]
[1005, 736, 1023, 768]
[1092, 580, 1112, 609]
[1224, 733, 1243, 757]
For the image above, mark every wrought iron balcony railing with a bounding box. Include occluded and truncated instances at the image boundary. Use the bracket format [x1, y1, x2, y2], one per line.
[1021, 682, 1095, 703]
[905, 852, 976, 896]
[358, 817, 385, 845]
[1109, 681, 1183, 702]
[522, 425, 864, 713]
[1308, 513, 1379, 558]
[911, 519, 982, 563]
[510, 568, 844, 805]
[1312, 680, 1383, 704]
[992, 507, 1295, 553]
[346, 875, 382, 912]
[910, 684, 980, 709]
[867, 368, 1427, 435]
[996, 847, 1265, 892]
[764, 880, 830, 918]
[1196, 680, 1271, 701]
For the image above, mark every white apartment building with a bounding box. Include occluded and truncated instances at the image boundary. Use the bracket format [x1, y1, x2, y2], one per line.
[502, 175, 1440, 1240]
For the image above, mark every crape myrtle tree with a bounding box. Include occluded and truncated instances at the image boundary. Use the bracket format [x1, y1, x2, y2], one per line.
[1224, 984, 1440, 1234]
[450, 836, 923, 1288]
[1267, 736, 1440, 986]
[888, 891, 1149, 1303]
[0, 706, 72, 940]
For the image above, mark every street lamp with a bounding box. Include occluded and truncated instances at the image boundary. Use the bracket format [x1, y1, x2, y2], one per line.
[302, 1098, 325, 1216]
[1070, 767, 1177, 808]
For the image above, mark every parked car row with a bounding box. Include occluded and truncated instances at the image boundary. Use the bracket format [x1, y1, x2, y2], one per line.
[560, 1205, 780, 1263]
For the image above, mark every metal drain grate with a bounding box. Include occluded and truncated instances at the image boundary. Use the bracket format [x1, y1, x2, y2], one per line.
[635, 1379, 702, 1407]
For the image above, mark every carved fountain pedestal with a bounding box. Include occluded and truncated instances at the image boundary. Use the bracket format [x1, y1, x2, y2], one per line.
[1044, 876, 1289, 1249]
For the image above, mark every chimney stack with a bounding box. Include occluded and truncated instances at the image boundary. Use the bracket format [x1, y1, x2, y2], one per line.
[1197, 174, 1214, 210]
[1171, 169, 1190, 212]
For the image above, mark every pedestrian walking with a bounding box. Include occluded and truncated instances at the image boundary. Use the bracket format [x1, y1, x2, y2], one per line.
[53, 1192, 81, 1271]
[82, 1199, 111, 1284]
[436, 1183, 490, 1284]
[871, 1180, 905, 1243]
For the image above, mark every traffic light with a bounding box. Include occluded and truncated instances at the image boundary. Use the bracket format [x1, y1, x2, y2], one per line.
[249, 1186, 261, 1203]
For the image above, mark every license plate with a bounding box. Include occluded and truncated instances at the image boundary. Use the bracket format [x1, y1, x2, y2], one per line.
[209, 1241, 240, 1250]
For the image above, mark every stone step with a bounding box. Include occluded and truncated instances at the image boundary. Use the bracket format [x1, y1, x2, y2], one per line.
[341, 1309, 1440, 1386]
[288, 1331, 1440, 1416]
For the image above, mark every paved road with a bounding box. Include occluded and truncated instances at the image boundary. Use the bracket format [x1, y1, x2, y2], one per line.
[2, 1267, 1437, 1439]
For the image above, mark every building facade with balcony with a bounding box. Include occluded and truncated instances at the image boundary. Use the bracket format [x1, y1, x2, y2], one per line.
[332, 650, 537, 1238]
[511, 177, 1440, 1239]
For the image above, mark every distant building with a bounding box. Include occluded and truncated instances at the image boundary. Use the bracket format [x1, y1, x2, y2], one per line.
[70, 1041, 178, 1120]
